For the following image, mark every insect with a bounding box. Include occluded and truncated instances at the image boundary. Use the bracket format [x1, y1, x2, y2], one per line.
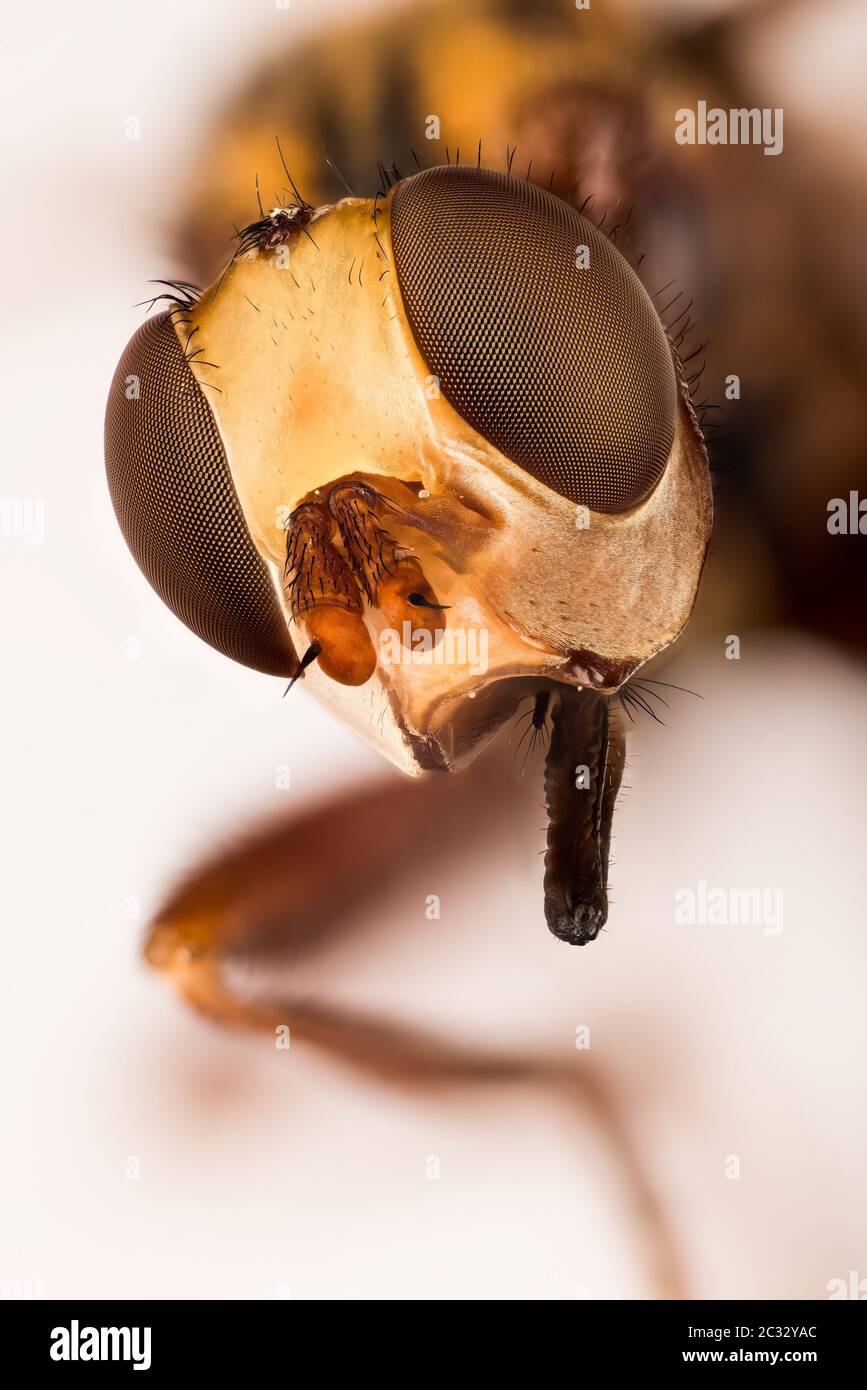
[105, 158, 711, 1021]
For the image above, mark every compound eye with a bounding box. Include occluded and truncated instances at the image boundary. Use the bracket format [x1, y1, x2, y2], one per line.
[105, 312, 296, 677]
[391, 166, 677, 514]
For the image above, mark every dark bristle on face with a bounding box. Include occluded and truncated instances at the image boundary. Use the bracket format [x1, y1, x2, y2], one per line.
[391, 166, 677, 513]
[104, 311, 297, 676]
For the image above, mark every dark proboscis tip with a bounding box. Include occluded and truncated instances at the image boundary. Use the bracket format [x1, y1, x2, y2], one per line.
[544, 893, 607, 946]
[542, 686, 625, 947]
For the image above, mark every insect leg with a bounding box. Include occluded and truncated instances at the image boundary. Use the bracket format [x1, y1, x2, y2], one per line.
[543, 686, 626, 945]
[284, 501, 376, 686]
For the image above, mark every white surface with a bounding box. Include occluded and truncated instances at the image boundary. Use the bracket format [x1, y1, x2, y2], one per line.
[1, 0, 865, 1300]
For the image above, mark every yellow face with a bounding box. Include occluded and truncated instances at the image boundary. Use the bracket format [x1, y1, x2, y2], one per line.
[106, 166, 712, 776]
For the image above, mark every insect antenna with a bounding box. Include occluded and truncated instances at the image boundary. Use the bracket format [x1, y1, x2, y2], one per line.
[283, 641, 322, 696]
[407, 593, 449, 610]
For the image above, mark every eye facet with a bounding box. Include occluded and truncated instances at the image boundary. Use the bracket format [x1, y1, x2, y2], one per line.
[105, 311, 296, 677]
[391, 166, 677, 514]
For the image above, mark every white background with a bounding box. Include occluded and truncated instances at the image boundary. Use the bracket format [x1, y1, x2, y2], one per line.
[1, 0, 865, 1299]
